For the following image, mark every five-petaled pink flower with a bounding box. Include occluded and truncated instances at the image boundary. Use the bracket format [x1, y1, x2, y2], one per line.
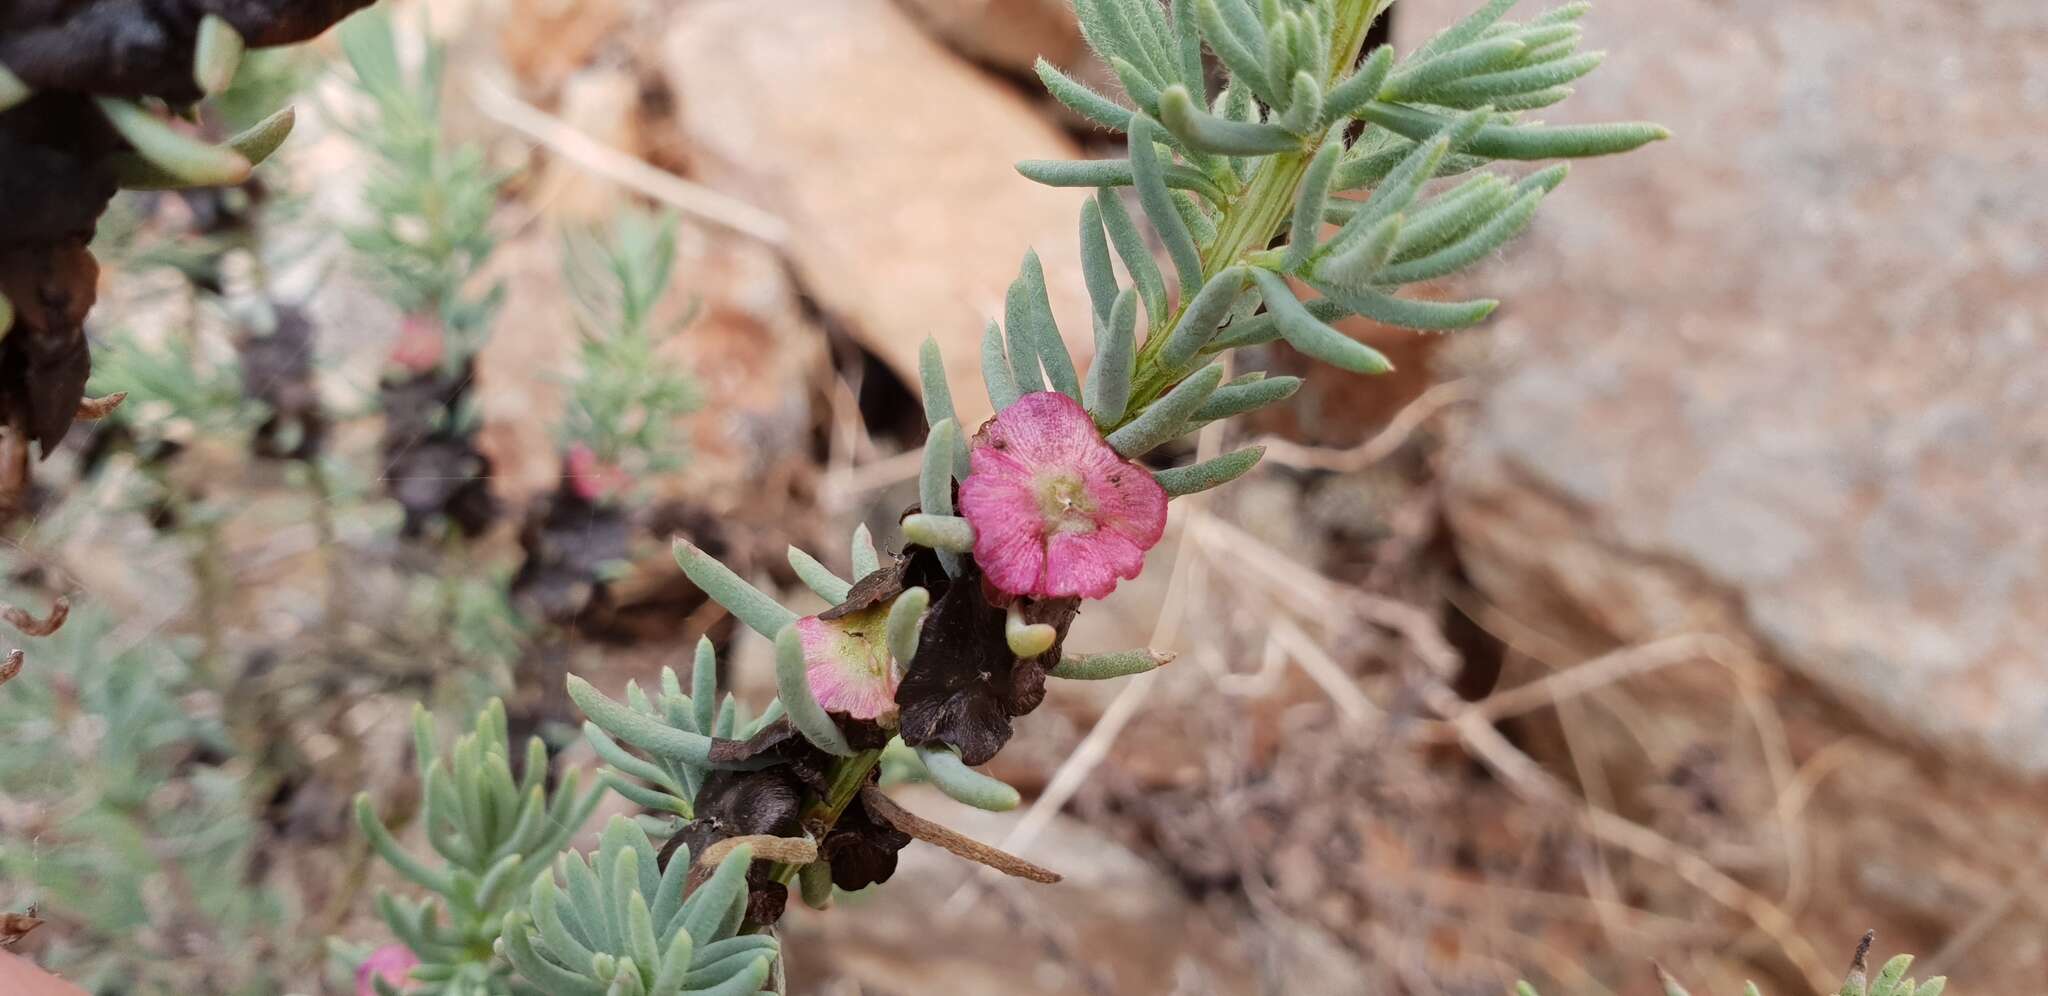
[797, 605, 898, 720]
[958, 391, 1167, 600]
[355, 945, 420, 996]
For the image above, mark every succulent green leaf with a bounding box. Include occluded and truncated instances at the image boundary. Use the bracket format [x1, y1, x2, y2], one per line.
[915, 746, 1022, 811]
[850, 523, 882, 579]
[1194, 0, 1275, 105]
[356, 794, 456, 894]
[981, 319, 1022, 411]
[1250, 270, 1394, 372]
[1284, 140, 1343, 270]
[1194, 374, 1301, 421]
[1412, 0, 1519, 62]
[901, 513, 976, 553]
[1158, 85, 1302, 155]
[1278, 71, 1324, 135]
[569, 676, 715, 767]
[1010, 252, 1081, 398]
[1077, 198, 1122, 323]
[797, 861, 835, 910]
[1160, 267, 1249, 369]
[1307, 275, 1498, 331]
[1128, 117, 1204, 298]
[919, 337, 972, 479]
[672, 537, 796, 639]
[1107, 360, 1224, 456]
[885, 586, 930, 669]
[773, 625, 856, 757]
[0, 63, 29, 114]
[788, 546, 852, 604]
[1005, 605, 1058, 658]
[1155, 445, 1266, 496]
[193, 14, 245, 96]
[1051, 648, 1174, 680]
[1414, 52, 1605, 108]
[1319, 45, 1394, 125]
[1373, 187, 1543, 284]
[1034, 58, 1135, 133]
[1086, 287, 1140, 427]
[1387, 173, 1511, 259]
[1016, 157, 1229, 204]
[1095, 188, 1168, 327]
[1382, 38, 1529, 102]
[1314, 212, 1402, 286]
[1360, 101, 1670, 159]
[99, 98, 253, 188]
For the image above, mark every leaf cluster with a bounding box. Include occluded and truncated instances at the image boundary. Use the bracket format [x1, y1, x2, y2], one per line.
[557, 211, 702, 473]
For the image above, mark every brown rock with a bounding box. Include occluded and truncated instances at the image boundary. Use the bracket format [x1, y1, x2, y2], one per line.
[892, 0, 1087, 75]
[665, 0, 1100, 427]
[1439, 0, 2048, 775]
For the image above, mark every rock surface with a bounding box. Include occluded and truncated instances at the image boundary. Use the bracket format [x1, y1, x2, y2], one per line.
[1437, 0, 2048, 775]
[664, 0, 1100, 427]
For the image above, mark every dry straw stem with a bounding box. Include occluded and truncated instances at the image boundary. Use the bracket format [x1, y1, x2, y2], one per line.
[1254, 377, 1476, 472]
[467, 75, 791, 246]
[690, 834, 820, 892]
[74, 392, 128, 420]
[859, 786, 1061, 884]
[2, 595, 68, 638]
[1185, 506, 1837, 990]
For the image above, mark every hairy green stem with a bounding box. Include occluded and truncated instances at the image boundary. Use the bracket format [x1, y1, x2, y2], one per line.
[1124, 0, 1389, 414]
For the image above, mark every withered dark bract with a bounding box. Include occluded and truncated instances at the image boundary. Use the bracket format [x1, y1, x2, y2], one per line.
[820, 792, 911, 891]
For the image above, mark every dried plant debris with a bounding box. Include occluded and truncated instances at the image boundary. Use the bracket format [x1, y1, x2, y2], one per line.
[0, 1, 368, 479]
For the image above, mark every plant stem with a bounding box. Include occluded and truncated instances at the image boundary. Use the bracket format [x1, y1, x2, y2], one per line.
[1123, 0, 1390, 414]
[769, 747, 884, 886]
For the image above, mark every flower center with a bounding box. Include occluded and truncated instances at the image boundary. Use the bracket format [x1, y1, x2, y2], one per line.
[1033, 470, 1097, 535]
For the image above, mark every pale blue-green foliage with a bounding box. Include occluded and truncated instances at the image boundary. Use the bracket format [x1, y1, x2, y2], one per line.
[568, 638, 783, 817]
[354, 700, 603, 996]
[0, 591, 287, 994]
[499, 818, 777, 996]
[336, 5, 504, 362]
[995, 0, 1663, 490]
[558, 210, 701, 473]
[86, 329, 257, 453]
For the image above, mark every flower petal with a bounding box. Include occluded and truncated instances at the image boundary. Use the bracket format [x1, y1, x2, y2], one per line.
[797, 610, 898, 721]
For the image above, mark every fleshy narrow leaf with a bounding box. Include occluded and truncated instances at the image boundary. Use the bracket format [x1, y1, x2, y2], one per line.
[1207, 296, 1347, 350]
[1008, 252, 1080, 398]
[1193, 374, 1301, 421]
[1308, 276, 1498, 331]
[1314, 212, 1402, 286]
[1128, 116, 1204, 298]
[901, 513, 976, 552]
[1415, 52, 1606, 108]
[915, 746, 1022, 811]
[1360, 101, 1670, 159]
[692, 637, 718, 734]
[1050, 648, 1174, 680]
[919, 337, 972, 479]
[1382, 38, 1529, 102]
[851, 523, 881, 579]
[1250, 269, 1394, 372]
[787, 546, 852, 603]
[1095, 188, 1167, 325]
[1016, 157, 1228, 203]
[193, 14, 246, 96]
[1411, 0, 1519, 62]
[981, 319, 1021, 411]
[1035, 58, 1135, 133]
[673, 537, 796, 639]
[1005, 606, 1058, 658]
[1106, 361, 1225, 456]
[773, 625, 856, 756]
[922, 418, 965, 575]
[1387, 173, 1512, 259]
[1158, 85, 1302, 155]
[0, 63, 28, 114]
[1155, 445, 1266, 496]
[568, 677, 715, 767]
[1086, 287, 1140, 427]
[1077, 198, 1122, 324]
[885, 586, 930, 667]
[99, 98, 253, 188]
[1278, 71, 1324, 135]
[1319, 45, 1394, 125]
[1194, 0, 1275, 105]
[1284, 139, 1343, 270]
[1159, 267, 1248, 369]
[1373, 187, 1543, 284]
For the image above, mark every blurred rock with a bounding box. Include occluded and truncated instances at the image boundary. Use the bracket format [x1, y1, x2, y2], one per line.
[499, 0, 627, 95]
[1439, 0, 2048, 775]
[893, 0, 1086, 75]
[665, 0, 1099, 426]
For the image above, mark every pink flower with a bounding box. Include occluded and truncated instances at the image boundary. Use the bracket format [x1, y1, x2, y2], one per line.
[355, 945, 420, 996]
[389, 313, 444, 374]
[565, 443, 630, 501]
[797, 605, 898, 720]
[957, 392, 1167, 600]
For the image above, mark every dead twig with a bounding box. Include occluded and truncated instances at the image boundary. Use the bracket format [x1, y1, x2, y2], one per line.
[2, 596, 68, 638]
[1254, 378, 1476, 473]
[0, 904, 40, 947]
[74, 392, 127, 420]
[466, 75, 791, 246]
[0, 649, 20, 688]
[860, 786, 1061, 884]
